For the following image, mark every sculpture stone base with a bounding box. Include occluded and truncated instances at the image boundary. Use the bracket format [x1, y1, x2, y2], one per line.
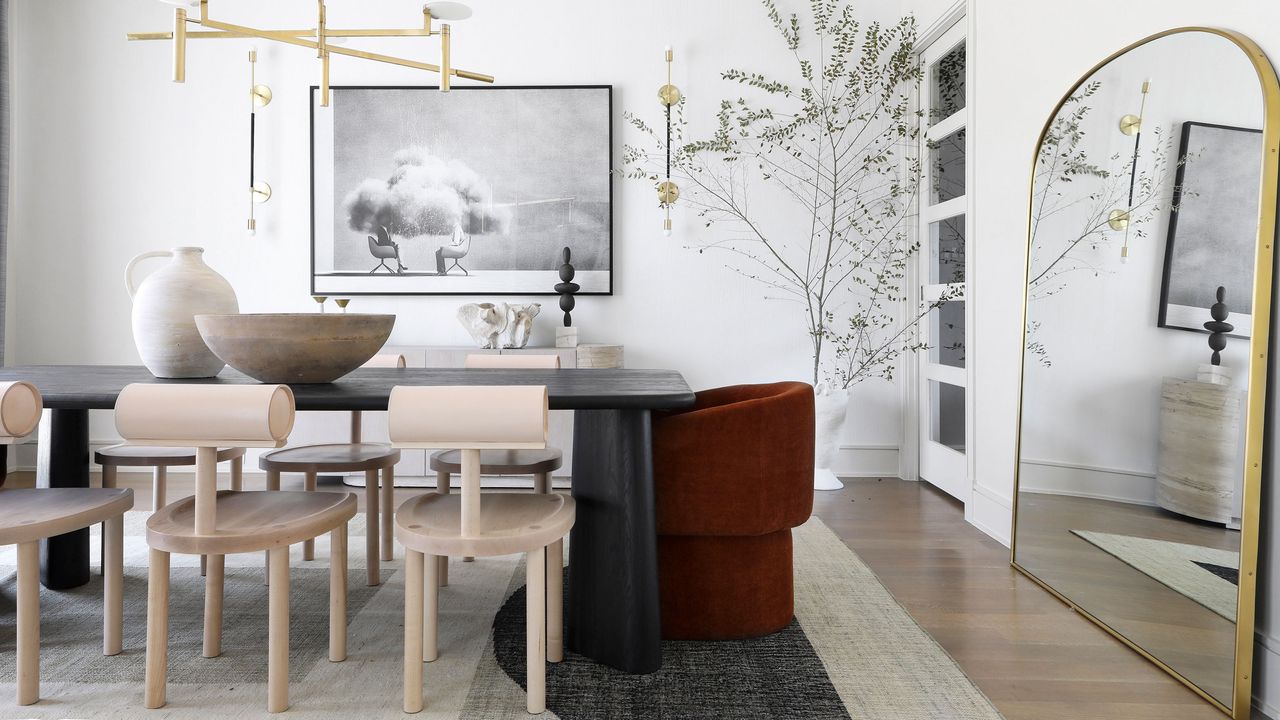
[556, 326, 580, 348]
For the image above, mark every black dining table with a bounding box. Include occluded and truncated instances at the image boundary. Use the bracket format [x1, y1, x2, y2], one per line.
[0, 364, 695, 675]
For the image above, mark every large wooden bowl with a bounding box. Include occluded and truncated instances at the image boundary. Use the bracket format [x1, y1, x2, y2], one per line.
[195, 313, 395, 384]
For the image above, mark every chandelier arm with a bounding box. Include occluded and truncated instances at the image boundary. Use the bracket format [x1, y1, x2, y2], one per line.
[191, 17, 493, 83]
[173, 8, 186, 82]
[129, 28, 445, 41]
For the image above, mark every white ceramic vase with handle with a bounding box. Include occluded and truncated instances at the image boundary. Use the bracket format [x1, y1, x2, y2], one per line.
[813, 383, 849, 491]
[126, 247, 238, 378]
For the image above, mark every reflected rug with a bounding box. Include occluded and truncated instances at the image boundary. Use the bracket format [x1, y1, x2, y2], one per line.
[1072, 530, 1239, 621]
[0, 513, 1003, 719]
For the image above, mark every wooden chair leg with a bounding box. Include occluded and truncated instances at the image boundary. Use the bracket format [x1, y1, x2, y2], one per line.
[404, 549, 424, 714]
[100, 465, 117, 575]
[145, 548, 170, 709]
[201, 554, 207, 577]
[526, 546, 547, 714]
[424, 552, 439, 662]
[268, 547, 290, 713]
[16, 541, 39, 706]
[365, 468, 379, 586]
[380, 465, 394, 562]
[303, 472, 317, 561]
[547, 538, 563, 663]
[437, 471, 450, 587]
[152, 466, 167, 511]
[330, 523, 348, 662]
[230, 454, 243, 491]
[534, 472, 550, 495]
[104, 514, 124, 656]
[264, 470, 280, 586]
[203, 554, 225, 658]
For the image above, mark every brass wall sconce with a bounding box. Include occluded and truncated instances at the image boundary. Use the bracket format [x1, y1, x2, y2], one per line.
[247, 48, 271, 236]
[1112, 79, 1151, 262]
[128, 1, 494, 107]
[658, 46, 681, 236]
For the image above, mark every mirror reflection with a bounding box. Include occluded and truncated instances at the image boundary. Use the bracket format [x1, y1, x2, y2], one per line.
[1013, 30, 1268, 711]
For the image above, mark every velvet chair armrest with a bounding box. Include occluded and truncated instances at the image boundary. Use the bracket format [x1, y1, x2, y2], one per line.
[653, 382, 815, 537]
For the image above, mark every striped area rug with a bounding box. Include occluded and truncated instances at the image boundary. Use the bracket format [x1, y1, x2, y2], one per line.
[0, 513, 1002, 719]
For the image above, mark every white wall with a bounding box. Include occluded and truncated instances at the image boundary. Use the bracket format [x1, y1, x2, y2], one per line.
[5, 0, 904, 468]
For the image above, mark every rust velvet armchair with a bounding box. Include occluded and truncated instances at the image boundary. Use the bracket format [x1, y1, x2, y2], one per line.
[652, 381, 816, 640]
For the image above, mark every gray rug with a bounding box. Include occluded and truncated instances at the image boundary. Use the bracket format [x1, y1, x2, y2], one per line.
[0, 513, 1003, 719]
[1072, 530, 1240, 622]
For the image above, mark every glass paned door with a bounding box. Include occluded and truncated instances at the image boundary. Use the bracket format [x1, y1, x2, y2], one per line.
[917, 21, 969, 501]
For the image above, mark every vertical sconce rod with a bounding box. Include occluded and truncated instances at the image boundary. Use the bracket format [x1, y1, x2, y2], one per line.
[249, 49, 258, 234]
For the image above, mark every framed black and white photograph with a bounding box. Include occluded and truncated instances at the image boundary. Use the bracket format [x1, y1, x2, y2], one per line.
[1158, 121, 1262, 337]
[311, 85, 612, 296]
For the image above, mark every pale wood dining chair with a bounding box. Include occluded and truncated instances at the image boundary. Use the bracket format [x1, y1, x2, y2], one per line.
[0, 381, 134, 706]
[430, 353, 564, 587]
[116, 383, 357, 713]
[391, 385, 574, 715]
[258, 353, 404, 586]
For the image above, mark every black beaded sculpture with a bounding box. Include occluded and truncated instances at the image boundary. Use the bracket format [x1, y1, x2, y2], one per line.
[1204, 286, 1234, 366]
[554, 247, 580, 327]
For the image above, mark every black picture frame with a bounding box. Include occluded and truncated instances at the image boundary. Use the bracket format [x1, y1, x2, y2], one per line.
[1157, 120, 1262, 337]
[310, 84, 614, 297]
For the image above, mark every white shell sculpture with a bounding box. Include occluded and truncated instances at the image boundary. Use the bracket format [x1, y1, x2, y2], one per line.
[502, 303, 541, 349]
[457, 302, 509, 349]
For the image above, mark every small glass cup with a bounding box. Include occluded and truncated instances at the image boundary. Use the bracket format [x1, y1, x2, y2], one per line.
[335, 298, 350, 313]
[312, 296, 328, 312]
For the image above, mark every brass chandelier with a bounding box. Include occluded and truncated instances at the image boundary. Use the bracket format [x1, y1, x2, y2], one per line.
[128, 0, 494, 105]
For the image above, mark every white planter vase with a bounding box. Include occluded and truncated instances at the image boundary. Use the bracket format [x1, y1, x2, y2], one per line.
[126, 247, 239, 378]
[813, 383, 849, 491]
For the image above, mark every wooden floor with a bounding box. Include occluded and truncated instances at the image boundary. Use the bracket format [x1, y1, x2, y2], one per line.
[812, 478, 1238, 720]
[8, 470, 1250, 719]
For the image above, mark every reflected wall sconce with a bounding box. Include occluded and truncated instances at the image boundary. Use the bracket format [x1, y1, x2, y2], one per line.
[128, 1, 493, 107]
[1112, 79, 1150, 262]
[658, 46, 681, 236]
[247, 48, 271, 236]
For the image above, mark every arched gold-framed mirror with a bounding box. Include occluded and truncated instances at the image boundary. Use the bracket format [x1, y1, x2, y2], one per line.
[1010, 27, 1279, 719]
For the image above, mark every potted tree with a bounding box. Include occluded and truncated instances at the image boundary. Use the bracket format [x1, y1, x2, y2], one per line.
[625, 0, 950, 489]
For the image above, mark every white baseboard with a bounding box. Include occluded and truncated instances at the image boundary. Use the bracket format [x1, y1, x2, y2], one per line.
[967, 485, 1012, 547]
[832, 444, 900, 478]
[1018, 458, 1157, 507]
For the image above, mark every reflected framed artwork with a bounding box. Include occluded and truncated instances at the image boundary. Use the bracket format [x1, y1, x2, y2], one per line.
[311, 85, 613, 296]
[1159, 121, 1262, 337]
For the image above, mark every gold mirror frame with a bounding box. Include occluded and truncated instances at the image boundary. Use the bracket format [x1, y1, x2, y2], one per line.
[1009, 27, 1280, 719]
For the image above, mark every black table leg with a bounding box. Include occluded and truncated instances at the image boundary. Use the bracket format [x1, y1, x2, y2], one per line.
[36, 408, 90, 589]
[566, 408, 662, 674]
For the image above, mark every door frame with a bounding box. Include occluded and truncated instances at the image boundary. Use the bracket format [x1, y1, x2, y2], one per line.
[900, 0, 978, 512]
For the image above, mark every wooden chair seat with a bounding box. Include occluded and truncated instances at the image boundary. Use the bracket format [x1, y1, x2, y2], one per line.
[429, 448, 563, 475]
[95, 445, 246, 468]
[259, 443, 400, 472]
[146, 490, 357, 556]
[0, 488, 134, 546]
[395, 492, 574, 558]
[259, 443, 400, 584]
